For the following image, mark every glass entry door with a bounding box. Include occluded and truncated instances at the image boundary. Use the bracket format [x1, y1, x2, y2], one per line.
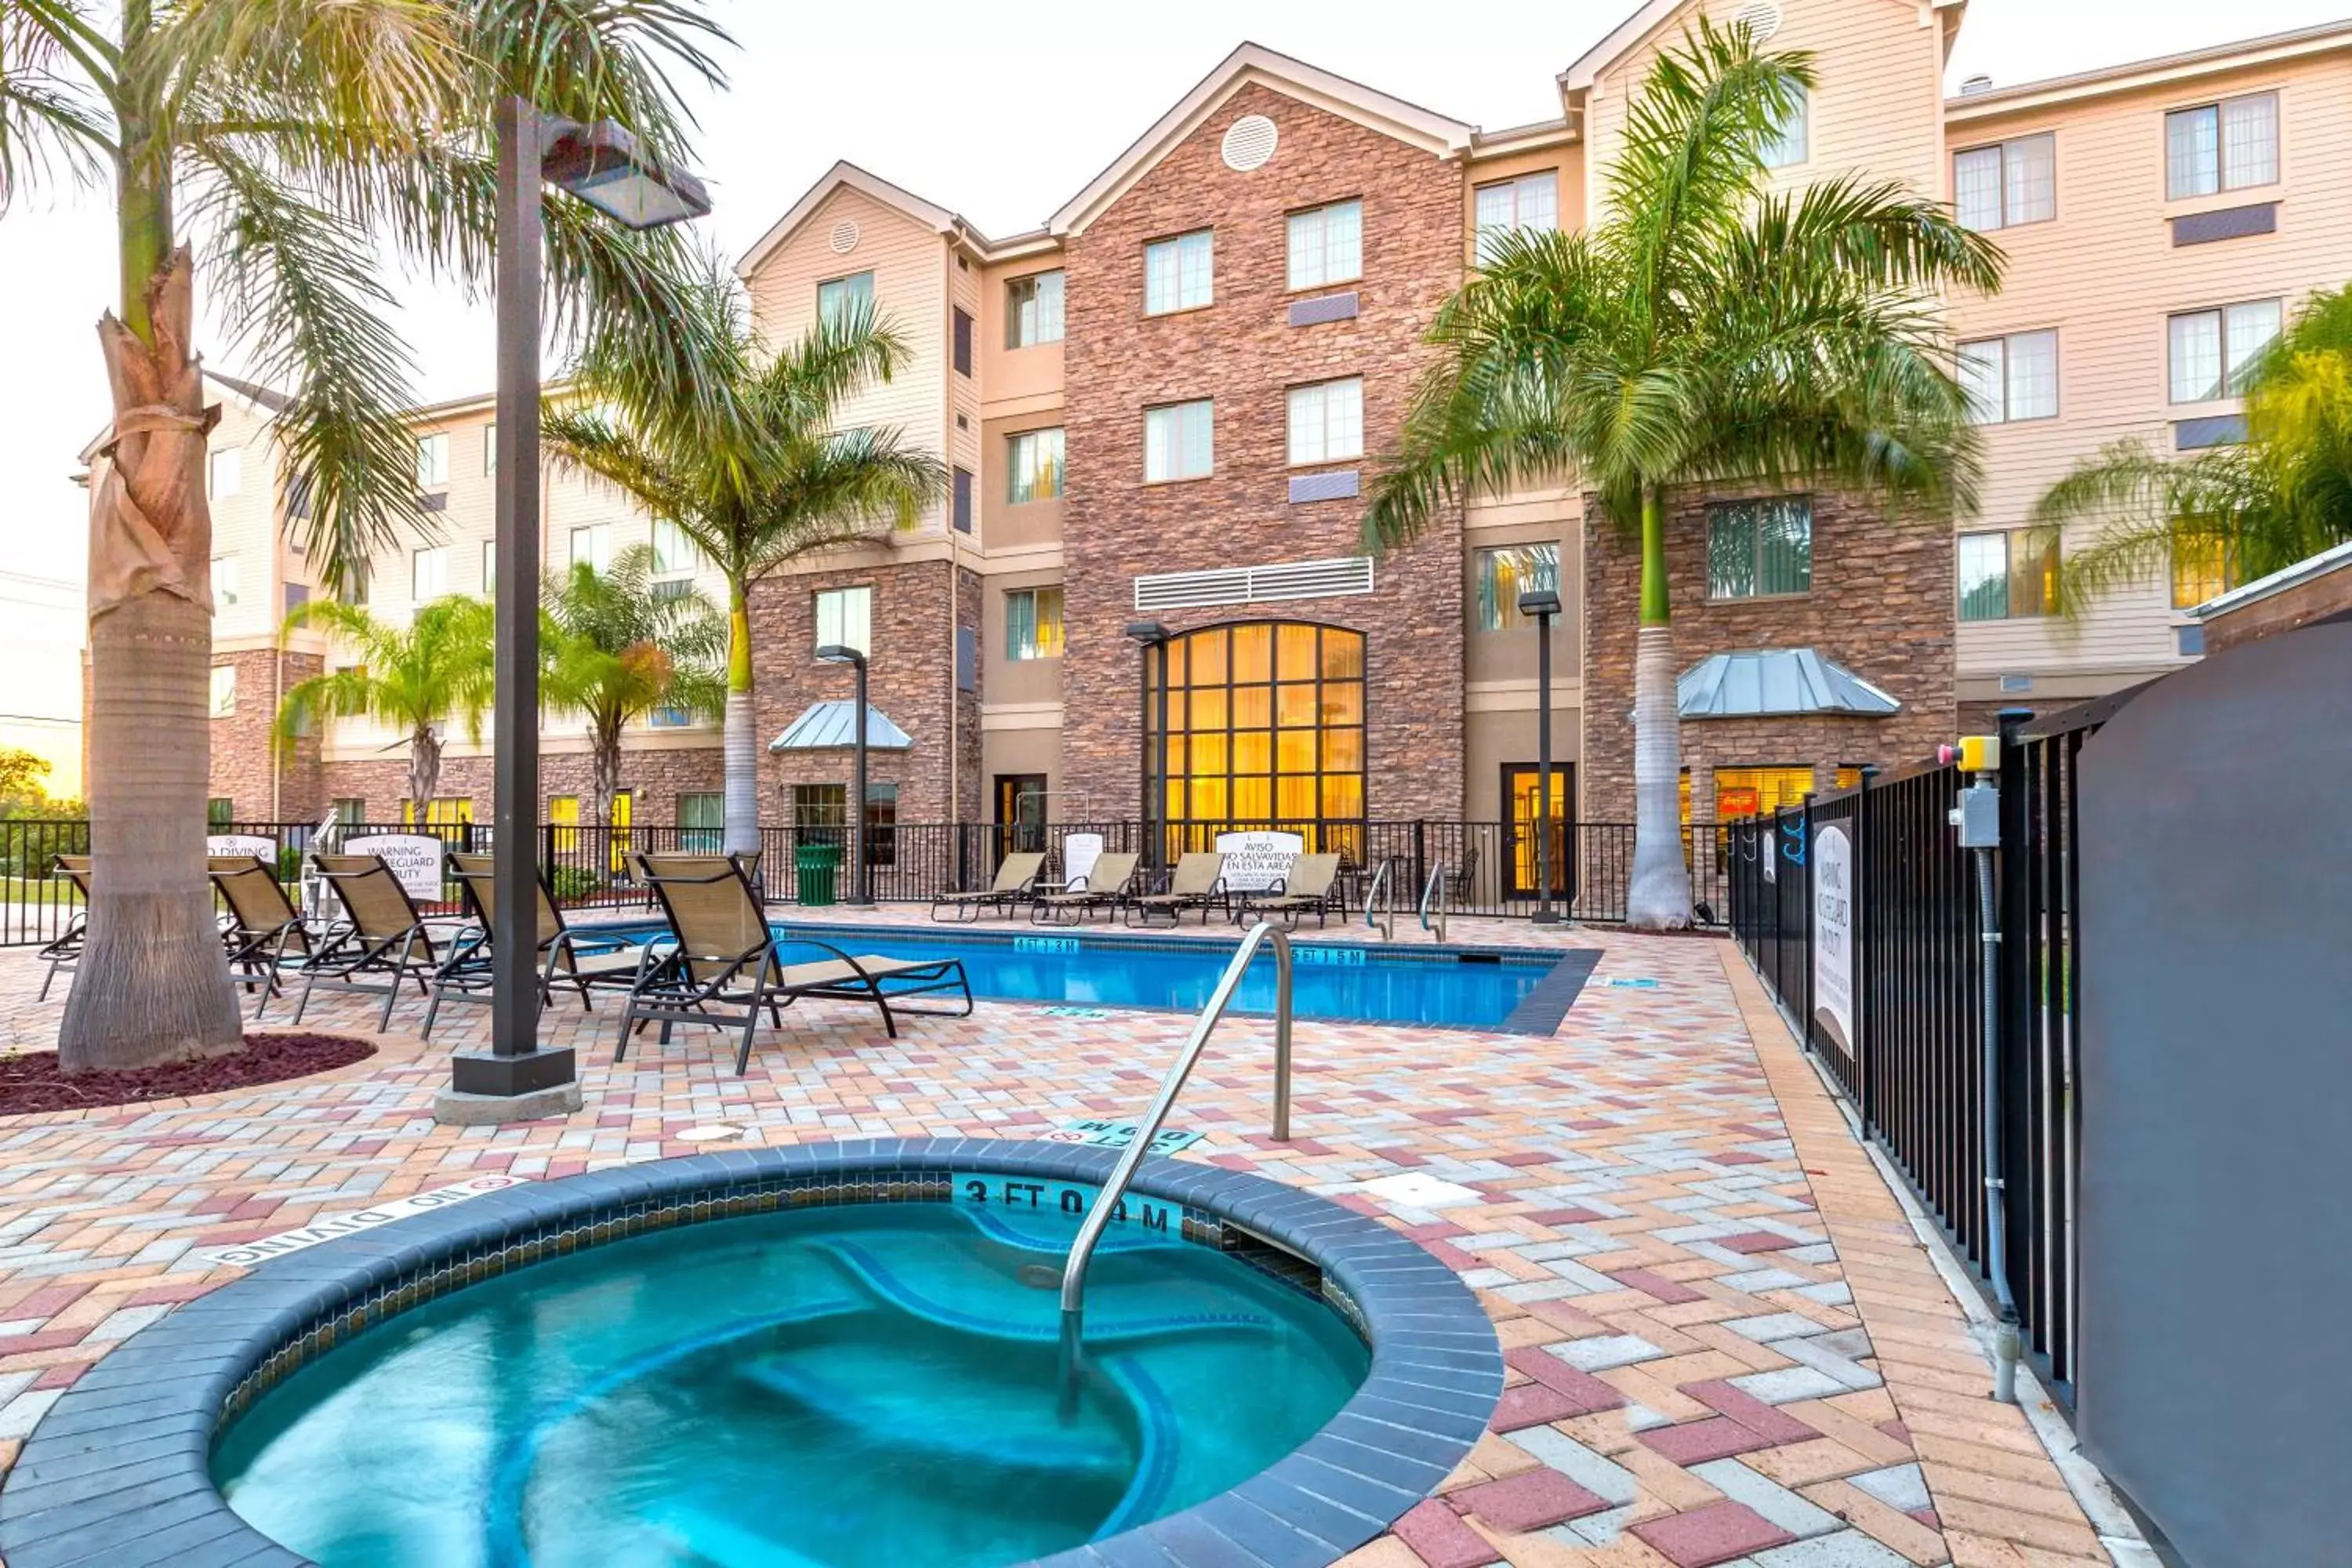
[996, 774, 1047, 855]
[1502, 763, 1573, 900]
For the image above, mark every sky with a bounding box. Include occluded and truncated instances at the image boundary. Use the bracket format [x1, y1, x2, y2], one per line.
[0, 0, 2345, 787]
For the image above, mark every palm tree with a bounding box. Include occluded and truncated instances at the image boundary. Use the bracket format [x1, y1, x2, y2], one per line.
[2034, 285, 2352, 612]
[545, 269, 946, 858]
[541, 543, 726, 826]
[3, 0, 737, 1069]
[276, 597, 495, 822]
[1363, 19, 2000, 929]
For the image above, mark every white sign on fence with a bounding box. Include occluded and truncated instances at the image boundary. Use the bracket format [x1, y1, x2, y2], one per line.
[342, 833, 447, 902]
[205, 834, 278, 862]
[1811, 822, 1857, 1055]
[1214, 829, 1304, 893]
[1060, 832, 1103, 891]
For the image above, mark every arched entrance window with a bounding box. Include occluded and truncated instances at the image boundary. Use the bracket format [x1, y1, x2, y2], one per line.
[1147, 621, 1366, 858]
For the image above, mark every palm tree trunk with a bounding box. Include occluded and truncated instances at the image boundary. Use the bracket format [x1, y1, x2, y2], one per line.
[721, 582, 759, 857]
[592, 717, 622, 827]
[1626, 485, 1693, 930]
[408, 727, 442, 822]
[60, 242, 242, 1069]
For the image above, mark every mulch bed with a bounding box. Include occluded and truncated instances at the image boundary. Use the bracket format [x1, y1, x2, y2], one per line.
[0, 1033, 376, 1116]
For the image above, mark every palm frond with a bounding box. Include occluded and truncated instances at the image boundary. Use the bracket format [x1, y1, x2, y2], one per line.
[0, 1, 116, 205]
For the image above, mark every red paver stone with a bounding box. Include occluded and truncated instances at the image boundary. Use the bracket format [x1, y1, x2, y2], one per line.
[1421, 1239, 1487, 1272]
[1613, 1266, 1707, 1305]
[1449, 1468, 1610, 1532]
[1392, 1497, 1503, 1568]
[1713, 1231, 1797, 1254]
[1525, 1207, 1606, 1226]
[1489, 1381, 1586, 1432]
[1638, 1417, 1777, 1465]
[1682, 1378, 1818, 1443]
[1632, 1501, 1798, 1566]
[1503, 1346, 1629, 1413]
[1714, 1151, 1767, 1165]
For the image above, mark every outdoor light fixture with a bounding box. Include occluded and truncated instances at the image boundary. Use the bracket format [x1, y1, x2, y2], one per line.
[818, 644, 875, 907]
[1516, 588, 1562, 619]
[1518, 586, 1565, 924]
[538, 116, 712, 230]
[1125, 622, 1171, 871]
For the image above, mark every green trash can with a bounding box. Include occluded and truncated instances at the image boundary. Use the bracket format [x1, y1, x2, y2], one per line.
[796, 840, 841, 906]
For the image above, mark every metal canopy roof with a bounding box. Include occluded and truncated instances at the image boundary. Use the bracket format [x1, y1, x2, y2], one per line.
[1677, 648, 1902, 719]
[767, 700, 914, 752]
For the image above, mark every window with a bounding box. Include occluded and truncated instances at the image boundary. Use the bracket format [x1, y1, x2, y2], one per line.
[2169, 299, 2281, 403]
[330, 797, 365, 826]
[210, 555, 241, 609]
[792, 783, 847, 829]
[282, 583, 309, 616]
[815, 585, 871, 655]
[2165, 93, 2278, 199]
[1144, 230, 1213, 315]
[1958, 331, 2059, 423]
[549, 795, 580, 851]
[415, 432, 449, 488]
[1761, 85, 1809, 168]
[1152, 622, 1367, 857]
[481, 540, 496, 595]
[953, 466, 973, 533]
[403, 797, 474, 829]
[1958, 530, 2061, 620]
[2170, 535, 2239, 609]
[1005, 270, 1065, 347]
[412, 546, 448, 601]
[1475, 544, 1559, 630]
[209, 664, 236, 717]
[208, 797, 235, 827]
[862, 782, 899, 866]
[342, 566, 368, 606]
[569, 524, 613, 574]
[1954, 133, 2055, 230]
[1707, 498, 1813, 599]
[648, 704, 693, 727]
[1144, 400, 1214, 482]
[1712, 767, 1817, 820]
[1005, 586, 1065, 661]
[679, 791, 724, 851]
[1285, 379, 1363, 466]
[1007, 427, 1065, 503]
[649, 520, 699, 575]
[952, 307, 973, 376]
[208, 448, 242, 500]
[1286, 199, 1363, 289]
[481, 423, 495, 476]
[1473, 172, 1558, 265]
[817, 270, 873, 328]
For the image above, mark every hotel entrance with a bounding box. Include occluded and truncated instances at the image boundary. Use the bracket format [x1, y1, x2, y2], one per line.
[1501, 762, 1574, 900]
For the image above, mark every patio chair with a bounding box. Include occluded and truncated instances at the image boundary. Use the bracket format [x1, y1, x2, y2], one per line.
[1029, 851, 1141, 926]
[419, 851, 657, 1039]
[1123, 851, 1229, 928]
[931, 851, 1046, 923]
[209, 855, 313, 1006]
[1235, 853, 1345, 930]
[34, 855, 93, 1002]
[618, 851, 971, 1074]
[278, 852, 445, 1030]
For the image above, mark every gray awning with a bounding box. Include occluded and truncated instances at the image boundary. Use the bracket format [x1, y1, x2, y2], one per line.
[1677, 648, 1901, 719]
[767, 700, 914, 752]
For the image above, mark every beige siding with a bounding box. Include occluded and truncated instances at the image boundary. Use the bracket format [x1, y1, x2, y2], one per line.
[203, 397, 285, 648]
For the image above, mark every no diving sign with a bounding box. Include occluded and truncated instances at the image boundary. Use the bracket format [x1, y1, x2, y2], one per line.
[1044, 1119, 1203, 1152]
[201, 1174, 525, 1268]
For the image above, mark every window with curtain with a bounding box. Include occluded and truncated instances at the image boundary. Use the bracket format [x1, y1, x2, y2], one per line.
[1475, 543, 1559, 630]
[1007, 427, 1064, 503]
[816, 270, 873, 329]
[330, 797, 365, 826]
[1144, 230, 1214, 314]
[1286, 199, 1362, 289]
[415, 432, 449, 488]
[1005, 270, 1065, 347]
[2165, 92, 2278, 199]
[1958, 530, 2061, 620]
[2169, 299, 2281, 403]
[1954, 133, 2056, 231]
[2170, 535, 2238, 609]
[1958, 331, 2059, 423]
[1707, 499, 1813, 599]
[814, 585, 871, 655]
[1144, 400, 1213, 481]
[1285, 379, 1363, 465]
[1761, 85, 1809, 168]
[412, 546, 448, 601]
[1004, 586, 1065, 661]
[1472, 172, 1557, 265]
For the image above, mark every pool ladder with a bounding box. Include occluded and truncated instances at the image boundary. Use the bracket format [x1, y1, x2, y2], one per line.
[1365, 856, 1448, 942]
[1055, 920, 1294, 1409]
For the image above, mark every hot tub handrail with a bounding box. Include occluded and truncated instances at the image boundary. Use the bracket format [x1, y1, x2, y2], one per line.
[1363, 857, 1396, 941]
[1418, 859, 1448, 942]
[1058, 921, 1293, 1335]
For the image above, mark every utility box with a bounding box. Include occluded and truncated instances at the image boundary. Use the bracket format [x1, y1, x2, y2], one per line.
[1954, 784, 2000, 848]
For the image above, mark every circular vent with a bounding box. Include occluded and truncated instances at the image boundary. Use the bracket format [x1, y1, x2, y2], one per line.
[828, 218, 860, 255]
[1729, 0, 1783, 42]
[1221, 114, 1279, 172]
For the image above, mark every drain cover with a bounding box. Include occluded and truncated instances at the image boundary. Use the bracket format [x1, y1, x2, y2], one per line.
[676, 1123, 751, 1143]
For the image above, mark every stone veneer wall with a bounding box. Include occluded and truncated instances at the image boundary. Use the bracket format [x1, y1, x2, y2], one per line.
[1581, 489, 1956, 825]
[1055, 82, 1466, 822]
[316, 746, 723, 826]
[206, 649, 322, 821]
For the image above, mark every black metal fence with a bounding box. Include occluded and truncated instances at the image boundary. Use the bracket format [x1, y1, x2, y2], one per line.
[1728, 708, 2099, 1403]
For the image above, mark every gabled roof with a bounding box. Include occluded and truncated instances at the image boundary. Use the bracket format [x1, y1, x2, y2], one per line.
[76, 369, 291, 466]
[1944, 17, 2352, 121]
[737, 160, 978, 280]
[1678, 649, 1901, 719]
[1560, 0, 1963, 96]
[1047, 42, 1476, 238]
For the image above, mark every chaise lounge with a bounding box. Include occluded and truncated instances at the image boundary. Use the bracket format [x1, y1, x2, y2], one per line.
[1234, 853, 1345, 929]
[1029, 851, 1141, 926]
[930, 851, 1047, 923]
[420, 851, 658, 1039]
[1123, 851, 1229, 927]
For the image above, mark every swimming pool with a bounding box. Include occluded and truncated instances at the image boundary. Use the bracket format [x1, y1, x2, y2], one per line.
[587, 920, 1597, 1031]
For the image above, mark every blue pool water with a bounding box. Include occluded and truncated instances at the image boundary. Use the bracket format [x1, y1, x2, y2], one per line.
[214, 1199, 1368, 1566]
[593, 921, 1584, 1030]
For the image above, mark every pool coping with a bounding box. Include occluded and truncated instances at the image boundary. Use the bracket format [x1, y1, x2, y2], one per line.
[0, 1138, 1503, 1568]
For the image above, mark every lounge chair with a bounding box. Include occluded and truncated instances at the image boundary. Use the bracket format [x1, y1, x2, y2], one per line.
[931, 851, 1046, 922]
[1029, 851, 1141, 926]
[1123, 852, 1229, 927]
[279, 852, 445, 1029]
[419, 851, 657, 1039]
[35, 854, 93, 1001]
[209, 855, 313, 1005]
[618, 852, 972, 1074]
[1235, 853, 1345, 929]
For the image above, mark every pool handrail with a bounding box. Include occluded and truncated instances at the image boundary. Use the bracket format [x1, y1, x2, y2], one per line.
[1363, 857, 1396, 941]
[1057, 920, 1294, 1371]
[1419, 859, 1448, 942]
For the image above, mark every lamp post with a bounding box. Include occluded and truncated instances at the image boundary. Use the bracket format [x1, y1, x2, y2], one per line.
[1518, 587, 1563, 926]
[1126, 620, 1168, 872]
[817, 644, 873, 906]
[442, 100, 709, 1120]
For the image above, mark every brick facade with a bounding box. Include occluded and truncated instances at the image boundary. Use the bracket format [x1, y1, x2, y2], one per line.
[1055, 82, 1467, 822]
[1582, 489, 1957, 826]
[314, 746, 723, 827]
[206, 649, 321, 822]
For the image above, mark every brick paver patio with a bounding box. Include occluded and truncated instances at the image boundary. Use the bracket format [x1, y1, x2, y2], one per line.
[0, 914, 2113, 1567]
